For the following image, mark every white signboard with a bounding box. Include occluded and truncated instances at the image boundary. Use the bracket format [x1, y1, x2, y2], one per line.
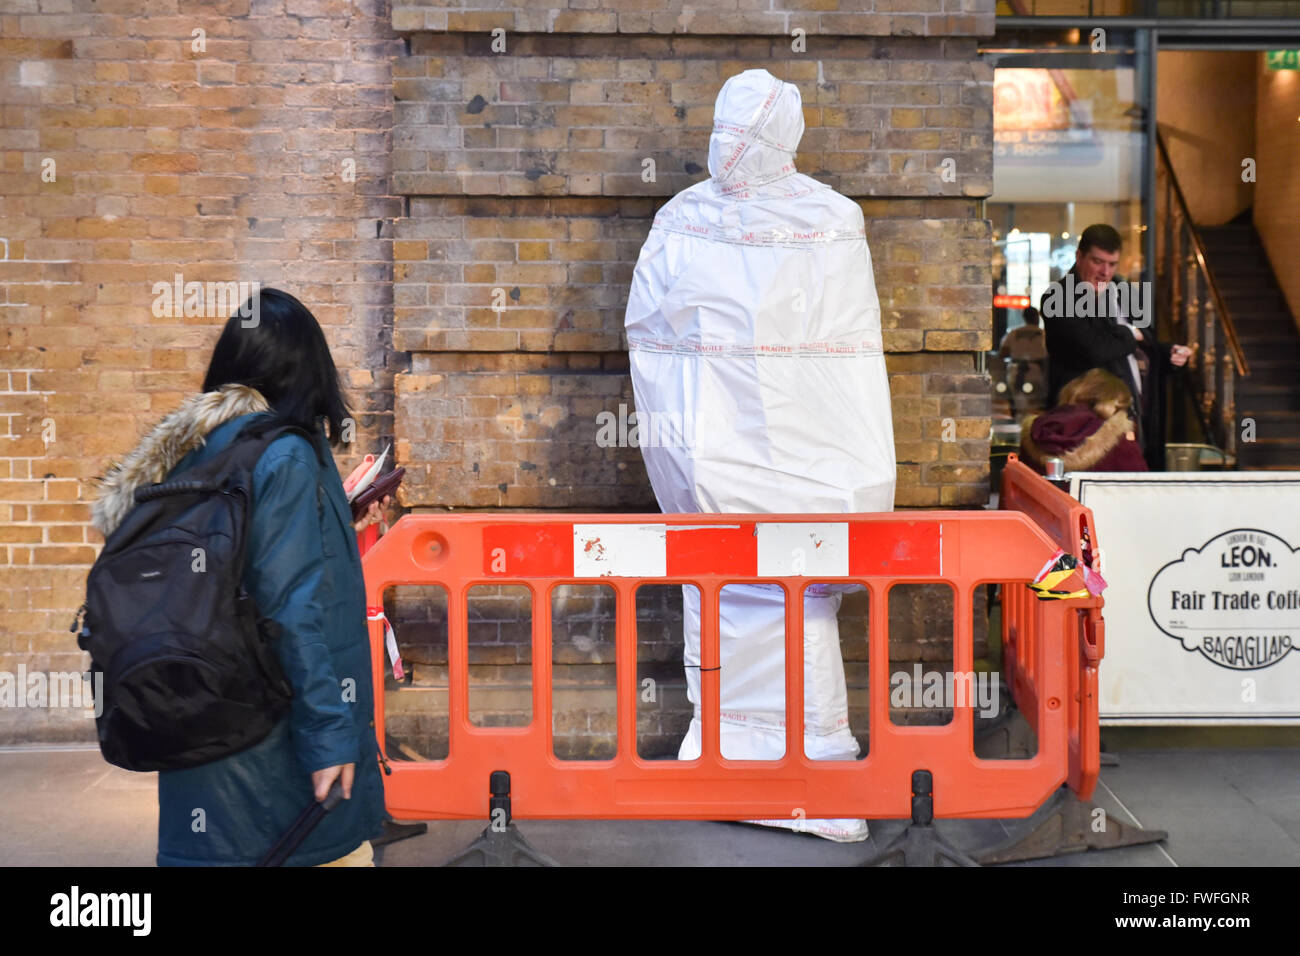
[1069, 472, 1300, 724]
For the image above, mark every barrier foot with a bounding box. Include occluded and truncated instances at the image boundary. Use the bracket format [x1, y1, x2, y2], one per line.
[441, 771, 559, 867]
[860, 770, 979, 867]
[442, 822, 559, 867]
[371, 817, 429, 848]
[972, 786, 1167, 865]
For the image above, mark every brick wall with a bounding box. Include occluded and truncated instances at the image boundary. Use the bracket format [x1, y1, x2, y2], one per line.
[0, 0, 402, 744]
[391, 1, 992, 37]
[384, 6, 997, 755]
[391, 35, 994, 510]
[1, 0, 996, 746]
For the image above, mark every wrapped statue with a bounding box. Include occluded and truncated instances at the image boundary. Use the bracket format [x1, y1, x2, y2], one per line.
[624, 69, 896, 841]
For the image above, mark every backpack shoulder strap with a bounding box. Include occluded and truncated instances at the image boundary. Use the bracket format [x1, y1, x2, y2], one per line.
[231, 421, 319, 468]
[225, 420, 324, 477]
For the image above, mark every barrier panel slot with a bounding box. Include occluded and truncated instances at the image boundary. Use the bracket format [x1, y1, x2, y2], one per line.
[551, 583, 617, 760]
[716, 582, 786, 760]
[794, 581, 869, 761]
[466, 584, 532, 729]
[634, 584, 698, 760]
[888, 582, 957, 728]
[381, 584, 449, 762]
[973, 582, 1039, 761]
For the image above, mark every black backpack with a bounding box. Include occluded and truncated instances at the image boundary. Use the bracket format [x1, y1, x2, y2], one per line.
[71, 421, 319, 772]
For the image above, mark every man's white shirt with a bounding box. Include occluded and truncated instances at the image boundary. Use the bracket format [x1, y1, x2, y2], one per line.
[1112, 292, 1142, 398]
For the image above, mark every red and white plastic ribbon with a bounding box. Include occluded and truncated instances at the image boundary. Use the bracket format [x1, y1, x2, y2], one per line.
[366, 606, 404, 681]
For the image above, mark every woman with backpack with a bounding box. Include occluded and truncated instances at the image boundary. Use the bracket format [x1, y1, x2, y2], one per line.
[89, 288, 388, 866]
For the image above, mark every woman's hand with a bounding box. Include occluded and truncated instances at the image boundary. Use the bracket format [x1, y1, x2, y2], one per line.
[353, 494, 393, 533]
[311, 762, 355, 802]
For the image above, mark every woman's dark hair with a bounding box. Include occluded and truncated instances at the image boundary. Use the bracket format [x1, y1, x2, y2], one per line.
[201, 287, 352, 455]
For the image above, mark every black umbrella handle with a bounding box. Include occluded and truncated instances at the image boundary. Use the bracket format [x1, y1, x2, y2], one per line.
[257, 779, 346, 867]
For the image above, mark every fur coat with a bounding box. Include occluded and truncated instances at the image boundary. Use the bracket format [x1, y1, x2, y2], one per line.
[91, 383, 272, 538]
[1020, 403, 1149, 473]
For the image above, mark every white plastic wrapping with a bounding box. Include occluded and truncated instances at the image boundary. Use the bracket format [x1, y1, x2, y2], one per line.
[625, 69, 897, 841]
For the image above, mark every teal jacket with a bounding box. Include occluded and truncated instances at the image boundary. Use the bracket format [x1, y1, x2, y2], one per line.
[156, 411, 386, 866]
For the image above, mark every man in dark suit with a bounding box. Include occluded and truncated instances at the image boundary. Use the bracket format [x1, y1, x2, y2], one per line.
[1040, 223, 1192, 469]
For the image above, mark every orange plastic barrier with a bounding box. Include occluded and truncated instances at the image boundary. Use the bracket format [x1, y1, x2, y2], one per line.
[363, 455, 1103, 823]
[999, 453, 1104, 800]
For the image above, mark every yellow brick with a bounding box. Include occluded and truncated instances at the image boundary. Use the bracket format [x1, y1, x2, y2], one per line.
[394, 240, 428, 260]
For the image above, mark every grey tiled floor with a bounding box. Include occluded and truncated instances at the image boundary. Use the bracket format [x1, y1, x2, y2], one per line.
[3, 743, 1297, 866]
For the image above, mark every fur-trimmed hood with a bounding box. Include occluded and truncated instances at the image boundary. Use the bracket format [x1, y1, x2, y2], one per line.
[1021, 405, 1136, 473]
[90, 383, 272, 538]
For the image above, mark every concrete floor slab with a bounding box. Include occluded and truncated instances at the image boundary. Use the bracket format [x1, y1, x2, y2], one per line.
[3, 745, 1298, 867]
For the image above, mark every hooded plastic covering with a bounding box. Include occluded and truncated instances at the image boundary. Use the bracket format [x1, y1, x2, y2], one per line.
[625, 69, 896, 841]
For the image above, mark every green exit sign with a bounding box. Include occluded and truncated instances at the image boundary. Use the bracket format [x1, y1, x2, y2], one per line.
[1267, 50, 1300, 70]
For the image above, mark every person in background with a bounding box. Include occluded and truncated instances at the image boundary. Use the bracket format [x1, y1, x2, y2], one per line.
[1040, 224, 1192, 469]
[998, 305, 1048, 412]
[1020, 368, 1149, 474]
[999, 305, 1047, 364]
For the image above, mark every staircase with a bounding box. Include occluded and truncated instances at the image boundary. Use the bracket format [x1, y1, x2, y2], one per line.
[1200, 217, 1300, 469]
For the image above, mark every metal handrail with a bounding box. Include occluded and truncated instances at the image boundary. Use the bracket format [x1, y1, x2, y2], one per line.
[1155, 127, 1249, 376]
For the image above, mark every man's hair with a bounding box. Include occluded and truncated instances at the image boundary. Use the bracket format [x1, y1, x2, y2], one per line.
[1077, 224, 1123, 257]
[1022, 306, 1040, 326]
[1058, 368, 1133, 420]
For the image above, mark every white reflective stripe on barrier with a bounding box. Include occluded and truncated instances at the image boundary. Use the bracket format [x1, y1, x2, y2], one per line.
[756, 522, 850, 577]
[568, 521, 855, 578]
[573, 524, 668, 578]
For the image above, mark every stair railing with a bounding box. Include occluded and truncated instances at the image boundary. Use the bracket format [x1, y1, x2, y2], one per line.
[1156, 127, 1249, 466]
